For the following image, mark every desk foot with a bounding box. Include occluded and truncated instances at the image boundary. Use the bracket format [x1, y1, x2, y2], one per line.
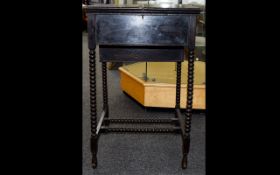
[91, 136, 98, 169]
[182, 135, 190, 169]
[181, 154, 188, 169]
[92, 156, 97, 169]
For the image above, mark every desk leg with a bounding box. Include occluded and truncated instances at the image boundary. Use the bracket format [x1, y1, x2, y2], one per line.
[182, 47, 195, 169]
[102, 62, 109, 126]
[89, 49, 98, 168]
[175, 62, 182, 109]
[175, 62, 182, 127]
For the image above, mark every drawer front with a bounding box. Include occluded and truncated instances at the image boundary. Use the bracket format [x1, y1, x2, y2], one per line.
[99, 46, 184, 62]
[96, 15, 188, 46]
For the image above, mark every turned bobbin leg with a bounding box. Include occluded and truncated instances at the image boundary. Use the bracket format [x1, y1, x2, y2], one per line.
[89, 49, 98, 168]
[175, 62, 182, 127]
[102, 62, 109, 126]
[182, 47, 195, 169]
[87, 13, 98, 169]
[175, 62, 182, 109]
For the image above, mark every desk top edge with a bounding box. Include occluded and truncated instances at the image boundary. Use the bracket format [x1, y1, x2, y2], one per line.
[84, 4, 201, 14]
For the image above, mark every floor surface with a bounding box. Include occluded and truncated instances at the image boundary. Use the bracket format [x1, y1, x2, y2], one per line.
[82, 32, 205, 175]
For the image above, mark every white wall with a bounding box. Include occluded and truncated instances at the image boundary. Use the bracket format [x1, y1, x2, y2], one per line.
[183, 0, 205, 5]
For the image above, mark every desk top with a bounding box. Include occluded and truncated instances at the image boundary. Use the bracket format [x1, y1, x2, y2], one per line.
[85, 3, 201, 14]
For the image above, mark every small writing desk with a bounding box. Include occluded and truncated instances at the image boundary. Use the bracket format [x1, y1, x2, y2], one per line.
[85, 3, 201, 169]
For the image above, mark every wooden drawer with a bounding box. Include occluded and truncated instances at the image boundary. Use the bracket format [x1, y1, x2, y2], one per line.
[99, 45, 184, 62]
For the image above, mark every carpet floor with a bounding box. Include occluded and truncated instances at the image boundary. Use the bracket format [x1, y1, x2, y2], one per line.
[83, 32, 205, 175]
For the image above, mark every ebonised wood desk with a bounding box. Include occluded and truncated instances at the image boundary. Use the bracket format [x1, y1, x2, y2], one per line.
[85, 3, 201, 169]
